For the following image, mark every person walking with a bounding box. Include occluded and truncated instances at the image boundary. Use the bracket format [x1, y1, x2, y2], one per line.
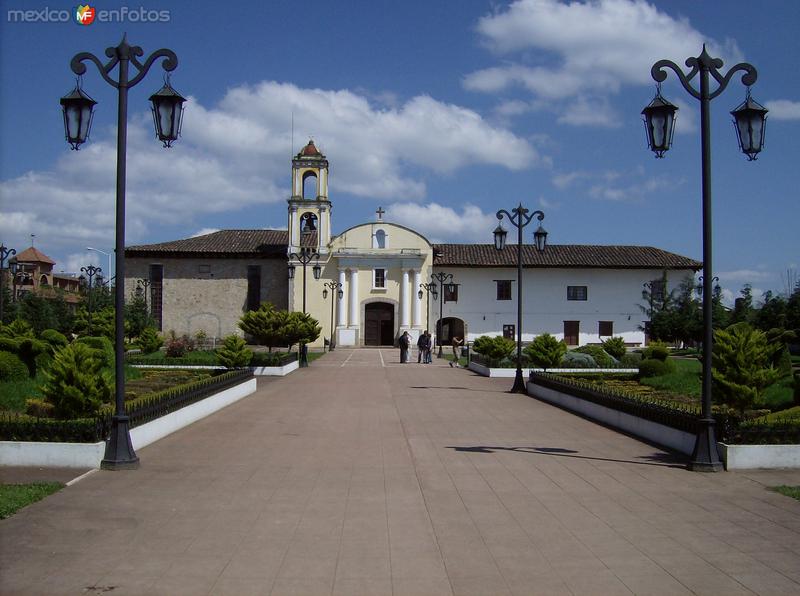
[424, 331, 433, 364]
[399, 331, 410, 363]
[450, 336, 464, 367]
[417, 331, 429, 363]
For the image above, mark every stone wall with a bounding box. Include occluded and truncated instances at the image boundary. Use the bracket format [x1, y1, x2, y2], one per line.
[126, 256, 288, 339]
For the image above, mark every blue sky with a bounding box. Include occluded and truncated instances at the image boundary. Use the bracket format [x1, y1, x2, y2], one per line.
[1, 0, 798, 303]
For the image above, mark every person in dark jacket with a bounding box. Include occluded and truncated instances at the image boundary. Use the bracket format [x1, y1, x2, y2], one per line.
[399, 331, 411, 363]
[417, 330, 430, 363]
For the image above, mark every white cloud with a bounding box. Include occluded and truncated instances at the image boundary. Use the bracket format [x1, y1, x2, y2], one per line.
[386, 202, 497, 244]
[765, 99, 800, 121]
[552, 167, 676, 202]
[717, 269, 775, 283]
[466, 0, 743, 124]
[191, 228, 221, 238]
[557, 95, 620, 128]
[0, 82, 538, 262]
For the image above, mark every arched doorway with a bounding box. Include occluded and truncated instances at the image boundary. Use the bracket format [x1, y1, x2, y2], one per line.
[365, 302, 394, 346]
[437, 317, 465, 347]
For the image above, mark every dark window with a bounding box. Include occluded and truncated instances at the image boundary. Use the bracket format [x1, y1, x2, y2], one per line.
[246, 265, 261, 312]
[496, 280, 512, 300]
[649, 279, 666, 303]
[567, 285, 588, 301]
[198, 264, 211, 278]
[564, 321, 579, 345]
[374, 268, 385, 288]
[444, 284, 458, 303]
[503, 324, 515, 339]
[599, 321, 613, 336]
[149, 264, 164, 331]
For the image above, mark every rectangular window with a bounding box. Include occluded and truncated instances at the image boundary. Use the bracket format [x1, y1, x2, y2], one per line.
[444, 284, 458, 303]
[567, 285, 588, 301]
[564, 321, 579, 346]
[374, 268, 385, 288]
[149, 264, 164, 332]
[198, 264, 211, 279]
[648, 279, 666, 303]
[496, 280, 512, 301]
[503, 324, 515, 339]
[246, 265, 261, 312]
[599, 321, 613, 337]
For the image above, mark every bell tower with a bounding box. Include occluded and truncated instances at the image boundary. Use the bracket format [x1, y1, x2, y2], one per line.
[288, 139, 331, 255]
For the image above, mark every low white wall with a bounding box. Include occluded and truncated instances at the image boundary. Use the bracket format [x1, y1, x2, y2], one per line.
[0, 377, 257, 468]
[720, 443, 800, 470]
[528, 381, 697, 455]
[252, 360, 298, 376]
[468, 361, 638, 377]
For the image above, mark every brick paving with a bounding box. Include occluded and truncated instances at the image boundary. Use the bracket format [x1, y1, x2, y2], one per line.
[2, 348, 800, 595]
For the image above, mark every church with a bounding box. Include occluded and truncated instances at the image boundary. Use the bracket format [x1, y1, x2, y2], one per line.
[125, 141, 701, 349]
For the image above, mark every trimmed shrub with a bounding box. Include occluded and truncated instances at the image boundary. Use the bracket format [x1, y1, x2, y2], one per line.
[795, 372, 800, 407]
[472, 335, 516, 362]
[250, 352, 296, 367]
[620, 352, 643, 367]
[523, 333, 567, 369]
[75, 336, 115, 370]
[25, 398, 55, 418]
[574, 345, 616, 367]
[0, 351, 28, 382]
[15, 338, 49, 378]
[138, 327, 163, 355]
[601, 336, 627, 360]
[643, 341, 670, 361]
[561, 351, 596, 368]
[40, 343, 111, 419]
[39, 329, 68, 353]
[216, 335, 253, 369]
[165, 333, 192, 358]
[638, 357, 675, 378]
[0, 319, 34, 339]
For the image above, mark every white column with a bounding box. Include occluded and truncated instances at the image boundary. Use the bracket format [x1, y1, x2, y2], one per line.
[400, 269, 410, 328]
[412, 269, 422, 328]
[337, 269, 346, 326]
[289, 206, 298, 249]
[348, 268, 359, 327]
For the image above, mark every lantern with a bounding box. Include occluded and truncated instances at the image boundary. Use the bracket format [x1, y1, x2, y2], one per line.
[493, 224, 507, 251]
[642, 88, 678, 158]
[149, 78, 186, 148]
[731, 91, 768, 161]
[60, 83, 97, 150]
[533, 224, 548, 253]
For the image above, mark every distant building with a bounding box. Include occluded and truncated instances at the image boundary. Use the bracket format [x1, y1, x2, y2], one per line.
[126, 141, 701, 347]
[7, 246, 82, 305]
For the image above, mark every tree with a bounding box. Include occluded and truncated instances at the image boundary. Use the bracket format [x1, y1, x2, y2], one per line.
[754, 290, 788, 332]
[40, 342, 111, 419]
[712, 322, 783, 414]
[124, 293, 153, 340]
[788, 283, 800, 333]
[283, 311, 321, 352]
[472, 335, 515, 362]
[649, 278, 702, 346]
[17, 293, 58, 334]
[730, 284, 755, 325]
[216, 335, 252, 368]
[73, 305, 115, 339]
[0, 285, 18, 324]
[239, 303, 288, 351]
[523, 333, 567, 369]
[137, 327, 163, 354]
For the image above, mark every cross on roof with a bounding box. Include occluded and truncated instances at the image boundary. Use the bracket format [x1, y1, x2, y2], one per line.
[376, 206, 385, 221]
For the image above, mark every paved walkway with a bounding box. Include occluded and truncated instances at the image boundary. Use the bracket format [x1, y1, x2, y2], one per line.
[2, 349, 800, 595]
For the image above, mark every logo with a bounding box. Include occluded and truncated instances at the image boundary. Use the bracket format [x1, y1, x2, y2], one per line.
[74, 4, 95, 25]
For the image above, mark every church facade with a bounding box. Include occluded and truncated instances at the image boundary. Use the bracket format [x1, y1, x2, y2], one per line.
[126, 141, 701, 349]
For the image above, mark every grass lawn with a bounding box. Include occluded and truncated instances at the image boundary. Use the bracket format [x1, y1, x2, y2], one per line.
[640, 358, 701, 398]
[0, 482, 63, 519]
[128, 350, 219, 365]
[772, 486, 800, 501]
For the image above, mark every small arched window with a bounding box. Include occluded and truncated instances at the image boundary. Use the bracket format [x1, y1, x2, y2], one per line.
[374, 229, 386, 249]
[302, 171, 318, 200]
[40, 275, 49, 286]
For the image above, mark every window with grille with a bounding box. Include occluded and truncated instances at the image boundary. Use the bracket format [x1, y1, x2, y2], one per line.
[444, 284, 458, 303]
[374, 268, 386, 288]
[567, 285, 588, 301]
[599, 321, 613, 336]
[149, 264, 164, 331]
[496, 280, 512, 300]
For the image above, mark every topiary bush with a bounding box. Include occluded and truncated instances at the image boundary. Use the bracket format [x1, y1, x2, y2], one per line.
[75, 336, 115, 370]
[472, 335, 516, 363]
[523, 333, 567, 369]
[561, 351, 596, 368]
[638, 358, 675, 378]
[601, 336, 627, 360]
[620, 352, 643, 367]
[138, 327, 163, 355]
[40, 343, 111, 419]
[574, 345, 616, 367]
[0, 351, 28, 382]
[643, 341, 670, 361]
[14, 337, 49, 378]
[39, 329, 68, 353]
[216, 335, 253, 369]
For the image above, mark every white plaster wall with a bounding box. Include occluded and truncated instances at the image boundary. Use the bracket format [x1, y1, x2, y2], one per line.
[436, 267, 694, 347]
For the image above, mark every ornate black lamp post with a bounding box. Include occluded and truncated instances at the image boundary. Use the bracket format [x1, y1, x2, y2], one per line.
[80, 265, 102, 335]
[323, 281, 343, 351]
[430, 272, 454, 358]
[288, 247, 321, 367]
[493, 204, 547, 393]
[63, 36, 186, 470]
[0, 244, 16, 324]
[418, 282, 438, 336]
[643, 46, 766, 472]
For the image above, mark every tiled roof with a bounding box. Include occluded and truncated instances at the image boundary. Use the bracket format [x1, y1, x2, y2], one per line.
[126, 230, 288, 257]
[11, 247, 55, 265]
[432, 244, 701, 270]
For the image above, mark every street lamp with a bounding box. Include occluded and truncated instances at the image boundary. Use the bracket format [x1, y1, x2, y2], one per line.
[87, 247, 112, 285]
[64, 36, 185, 470]
[430, 272, 454, 358]
[644, 46, 765, 472]
[80, 265, 102, 335]
[418, 282, 438, 336]
[323, 281, 343, 351]
[493, 204, 547, 393]
[288, 247, 321, 367]
[0, 244, 16, 324]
